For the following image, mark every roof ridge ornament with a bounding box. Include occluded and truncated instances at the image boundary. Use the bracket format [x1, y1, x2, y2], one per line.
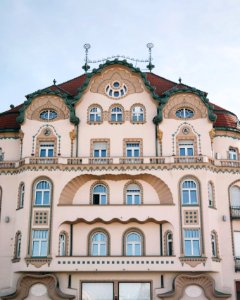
[82, 43, 155, 73]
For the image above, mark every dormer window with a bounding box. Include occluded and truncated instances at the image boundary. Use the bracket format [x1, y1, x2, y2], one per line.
[39, 110, 58, 121]
[176, 108, 194, 119]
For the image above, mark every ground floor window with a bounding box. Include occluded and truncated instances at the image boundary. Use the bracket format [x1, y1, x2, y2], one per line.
[119, 282, 151, 300]
[82, 282, 113, 300]
[81, 282, 151, 300]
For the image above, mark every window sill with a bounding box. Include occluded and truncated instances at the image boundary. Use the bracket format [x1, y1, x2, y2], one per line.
[25, 256, 52, 268]
[212, 256, 221, 262]
[16, 207, 24, 211]
[179, 256, 207, 267]
[11, 257, 20, 263]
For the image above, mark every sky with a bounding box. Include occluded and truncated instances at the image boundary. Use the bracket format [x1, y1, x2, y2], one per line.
[0, 0, 240, 117]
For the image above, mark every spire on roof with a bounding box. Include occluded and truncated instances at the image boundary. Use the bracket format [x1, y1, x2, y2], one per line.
[53, 79, 57, 85]
[82, 43, 91, 73]
[146, 43, 155, 72]
[178, 77, 182, 84]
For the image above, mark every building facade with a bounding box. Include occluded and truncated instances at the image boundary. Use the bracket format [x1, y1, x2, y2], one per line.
[0, 60, 240, 299]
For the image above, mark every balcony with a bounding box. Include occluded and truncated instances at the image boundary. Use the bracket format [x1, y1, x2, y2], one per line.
[0, 155, 240, 169]
[230, 206, 240, 219]
[235, 257, 240, 272]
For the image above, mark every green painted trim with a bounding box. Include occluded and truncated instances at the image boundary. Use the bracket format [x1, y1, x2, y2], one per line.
[16, 89, 80, 125]
[0, 137, 20, 140]
[72, 59, 161, 106]
[156, 87, 217, 124]
[0, 129, 19, 133]
[214, 126, 240, 134]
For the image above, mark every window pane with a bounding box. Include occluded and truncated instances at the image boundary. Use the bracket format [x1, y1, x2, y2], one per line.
[48, 149, 54, 157]
[119, 283, 150, 300]
[82, 283, 113, 300]
[127, 195, 132, 204]
[92, 244, 98, 256]
[40, 149, 46, 157]
[135, 244, 141, 256]
[101, 195, 107, 204]
[190, 191, 197, 204]
[182, 190, 189, 204]
[187, 148, 194, 156]
[41, 241, 48, 257]
[134, 149, 140, 157]
[127, 244, 132, 255]
[35, 192, 42, 205]
[101, 150, 107, 157]
[135, 195, 140, 204]
[100, 244, 106, 256]
[94, 150, 99, 157]
[43, 191, 50, 205]
[180, 148, 185, 156]
[127, 150, 132, 157]
[32, 241, 39, 256]
[193, 240, 200, 256]
[185, 240, 191, 256]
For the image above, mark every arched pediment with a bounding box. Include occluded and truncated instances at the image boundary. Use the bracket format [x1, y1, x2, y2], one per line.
[59, 173, 173, 205]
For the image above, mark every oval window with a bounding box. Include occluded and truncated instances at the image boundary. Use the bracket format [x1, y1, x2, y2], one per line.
[40, 110, 58, 120]
[176, 108, 194, 119]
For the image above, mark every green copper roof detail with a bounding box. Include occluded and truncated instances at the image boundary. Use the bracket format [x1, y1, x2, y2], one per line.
[16, 89, 80, 125]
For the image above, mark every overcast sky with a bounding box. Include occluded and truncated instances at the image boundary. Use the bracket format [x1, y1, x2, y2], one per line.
[0, 0, 240, 118]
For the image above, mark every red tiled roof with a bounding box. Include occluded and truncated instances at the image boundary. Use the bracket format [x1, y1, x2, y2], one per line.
[0, 71, 239, 132]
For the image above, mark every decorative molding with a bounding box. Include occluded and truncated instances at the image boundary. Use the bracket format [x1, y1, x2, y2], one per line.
[25, 95, 69, 121]
[87, 104, 104, 125]
[108, 103, 125, 124]
[157, 273, 231, 299]
[25, 257, 52, 268]
[90, 138, 110, 157]
[129, 103, 146, 124]
[179, 256, 207, 267]
[163, 93, 208, 120]
[123, 180, 144, 204]
[89, 66, 144, 98]
[2, 273, 75, 299]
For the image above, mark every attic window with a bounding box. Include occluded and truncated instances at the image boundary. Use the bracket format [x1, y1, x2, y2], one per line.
[39, 110, 57, 121]
[105, 82, 128, 99]
[176, 108, 194, 119]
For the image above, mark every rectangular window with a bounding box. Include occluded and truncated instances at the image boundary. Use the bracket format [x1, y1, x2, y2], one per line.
[93, 142, 107, 157]
[229, 148, 238, 160]
[119, 282, 151, 300]
[39, 143, 54, 157]
[234, 232, 240, 257]
[32, 230, 48, 257]
[184, 229, 200, 256]
[126, 143, 140, 157]
[82, 282, 113, 300]
[179, 141, 194, 156]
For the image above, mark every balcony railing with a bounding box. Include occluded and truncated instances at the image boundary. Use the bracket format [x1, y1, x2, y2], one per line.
[174, 156, 204, 163]
[0, 155, 240, 169]
[230, 206, 240, 219]
[235, 257, 240, 272]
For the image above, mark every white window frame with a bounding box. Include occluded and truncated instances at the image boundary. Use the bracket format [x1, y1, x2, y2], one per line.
[34, 180, 51, 206]
[126, 143, 140, 157]
[132, 106, 144, 122]
[208, 182, 214, 207]
[92, 184, 107, 205]
[184, 229, 201, 256]
[89, 107, 102, 122]
[19, 183, 25, 208]
[91, 232, 107, 256]
[179, 140, 194, 156]
[126, 232, 142, 256]
[181, 180, 198, 205]
[211, 233, 217, 257]
[111, 107, 123, 122]
[93, 142, 107, 157]
[126, 184, 141, 205]
[59, 233, 66, 256]
[16, 232, 21, 258]
[166, 232, 173, 256]
[32, 230, 48, 257]
[39, 142, 54, 157]
[229, 148, 238, 160]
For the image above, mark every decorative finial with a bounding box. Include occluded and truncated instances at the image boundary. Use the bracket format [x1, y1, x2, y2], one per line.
[10, 104, 15, 109]
[178, 77, 182, 84]
[82, 43, 91, 73]
[146, 43, 155, 72]
[53, 79, 57, 85]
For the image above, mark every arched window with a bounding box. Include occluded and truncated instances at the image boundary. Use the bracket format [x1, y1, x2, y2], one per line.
[91, 232, 107, 256]
[181, 180, 198, 205]
[208, 182, 214, 207]
[126, 232, 142, 256]
[92, 184, 107, 205]
[0, 148, 4, 161]
[111, 106, 123, 122]
[14, 231, 22, 259]
[18, 183, 25, 208]
[59, 232, 67, 256]
[166, 232, 173, 256]
[211, 232, 217, 257]
[230, 186, 240, 208]
[126, 183, 141, 205]
[89, 107, 102, 123]
[131, 105, 144, 122]
[34, 180, 51, 206]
